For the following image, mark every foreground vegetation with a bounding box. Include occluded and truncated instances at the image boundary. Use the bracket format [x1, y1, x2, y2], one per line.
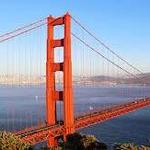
[0, 131, 150, 150]
[113, 143, 150, 150]
[0, 131, 32, 150]
[43, 133, 150, 150]
[42, 133, 107, 150]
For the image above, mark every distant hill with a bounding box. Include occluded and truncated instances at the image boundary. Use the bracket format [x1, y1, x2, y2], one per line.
[75, 73, 150, 85]
[125, 73, 150, 85]
[0, 73, 150, 86]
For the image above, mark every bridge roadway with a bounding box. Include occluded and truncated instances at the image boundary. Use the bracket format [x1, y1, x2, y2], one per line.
[16, 97, 150, 145]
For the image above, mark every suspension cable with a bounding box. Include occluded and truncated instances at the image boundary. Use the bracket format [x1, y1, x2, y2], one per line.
[71, 16, 143, 74]
[0, 16, 66, 43]
[72, 32, 138, 79]
[0, 23, 46, 43]
[0, 18, 46, 38]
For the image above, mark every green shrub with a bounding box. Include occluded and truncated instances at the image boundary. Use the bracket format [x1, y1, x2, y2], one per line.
[62, 133, 84, 150]
[139, 145, 150, 150]
[81, 135, 97, 148]
[0, 131, 32, 150]
[114, 143, 150, 150]
[61, 133, 107, 150]
[114, 143, 138, 150]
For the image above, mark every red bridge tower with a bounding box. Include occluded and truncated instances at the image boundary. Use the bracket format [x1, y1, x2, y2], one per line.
[46, 13, 75, 147]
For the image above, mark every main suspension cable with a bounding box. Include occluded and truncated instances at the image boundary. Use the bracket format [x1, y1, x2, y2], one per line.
[0, 18, 46, 38]
[72, 32, 138, 79]
[0, 23, 46, 43]
[0, 16, 67, 43]
[71, 16, 143, 74]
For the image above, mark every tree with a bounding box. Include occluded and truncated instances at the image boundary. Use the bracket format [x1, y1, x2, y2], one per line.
[60, 133, 107, 150]
[81, 135, 107, 150]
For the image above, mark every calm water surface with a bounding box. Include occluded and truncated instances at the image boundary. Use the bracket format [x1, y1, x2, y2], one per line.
[0, 85, 150, 149]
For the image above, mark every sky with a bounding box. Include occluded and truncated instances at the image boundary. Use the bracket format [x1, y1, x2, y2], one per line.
[0, 0, 150, 74]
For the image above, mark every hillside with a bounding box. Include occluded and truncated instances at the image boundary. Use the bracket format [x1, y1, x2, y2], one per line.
[76, 73, 150, 85]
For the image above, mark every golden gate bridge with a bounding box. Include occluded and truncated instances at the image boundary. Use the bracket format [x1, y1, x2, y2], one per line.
[0, 12, 150, 148]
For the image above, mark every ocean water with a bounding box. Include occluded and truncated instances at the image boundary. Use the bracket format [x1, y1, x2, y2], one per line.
[0, 85, 150, 149]
[75, 85, 150, 149]
[80, 107, 150, 149]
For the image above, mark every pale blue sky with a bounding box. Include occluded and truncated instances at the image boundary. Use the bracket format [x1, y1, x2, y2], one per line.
[0, 0, 150, 73]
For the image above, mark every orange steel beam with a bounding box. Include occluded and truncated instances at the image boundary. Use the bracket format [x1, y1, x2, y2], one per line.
[17, 98, 150, 145]
[46, 15, 57, 146]
[75, 98, 150, 130]
[63, 13, 75, 137]
[46, 13, 74, 147]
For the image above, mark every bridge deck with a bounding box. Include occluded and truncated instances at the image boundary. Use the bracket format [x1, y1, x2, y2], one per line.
[16, 97, 150, 144]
